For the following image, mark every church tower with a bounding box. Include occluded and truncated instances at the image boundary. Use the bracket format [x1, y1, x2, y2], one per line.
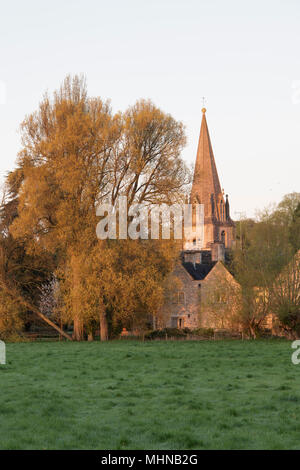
[184, 108, 235, 259]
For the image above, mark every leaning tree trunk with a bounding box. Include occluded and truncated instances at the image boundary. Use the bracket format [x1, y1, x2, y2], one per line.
[100, 312, 108, 341]
[0, 280, 73, 341]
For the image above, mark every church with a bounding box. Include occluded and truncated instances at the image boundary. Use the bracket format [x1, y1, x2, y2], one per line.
[159, 108, 239, 330]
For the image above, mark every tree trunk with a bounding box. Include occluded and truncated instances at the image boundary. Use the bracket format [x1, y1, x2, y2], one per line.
[30, 301, 72, 341]
[100, 312, 108, 341]
[88, 332, 94, 341]
[73, 316, 84, 341]
[71, 254, 84, 341]
[249, 323, 257, 339]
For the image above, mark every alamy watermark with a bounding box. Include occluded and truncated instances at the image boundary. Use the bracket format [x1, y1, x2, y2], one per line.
[0, 340, 6, 365]
[96, 197, 204, 243]
[291, 340, 300, 365]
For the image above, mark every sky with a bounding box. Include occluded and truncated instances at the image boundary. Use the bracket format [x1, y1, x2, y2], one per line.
[0, 0, 299, 218]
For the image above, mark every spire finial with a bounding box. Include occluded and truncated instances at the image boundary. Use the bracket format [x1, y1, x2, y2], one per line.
[202, 97, 206, 113]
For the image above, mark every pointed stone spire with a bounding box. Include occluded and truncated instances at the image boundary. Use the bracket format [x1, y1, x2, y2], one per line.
[185, 107, 235, 251]
[190, 108, 223, 218]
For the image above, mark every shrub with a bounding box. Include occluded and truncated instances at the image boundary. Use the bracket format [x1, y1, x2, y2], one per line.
[192, 327, 214, 338]
[145, 327, 215, 340]
[145, 328, 188, 340]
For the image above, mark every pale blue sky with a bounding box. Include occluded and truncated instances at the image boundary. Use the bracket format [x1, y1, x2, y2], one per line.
[0, 0, 299, 217]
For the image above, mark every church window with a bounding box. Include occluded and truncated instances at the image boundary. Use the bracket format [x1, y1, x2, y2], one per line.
[221, 230, 226, 244]
[178, 291, 185, 304]
[171, 291, 185, 304]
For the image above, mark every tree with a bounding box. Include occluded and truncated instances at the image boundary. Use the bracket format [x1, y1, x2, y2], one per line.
[270, 251, 300, 339]
[0, 182, 72, 340]
[0, 290, 24, 341]
[273, 192, 300, 225]
[231, 204, 293, 338]
[8, 76, 189, 340]
[39, 276, 60, 318]
[289, 202, 300, 253]
[56, 238, 178, 340]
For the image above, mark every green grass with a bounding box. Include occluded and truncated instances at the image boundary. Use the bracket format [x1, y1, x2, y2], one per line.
[0, 339, 300, 449]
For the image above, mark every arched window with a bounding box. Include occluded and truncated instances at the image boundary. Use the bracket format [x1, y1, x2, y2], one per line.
[221, 230, 226, 244]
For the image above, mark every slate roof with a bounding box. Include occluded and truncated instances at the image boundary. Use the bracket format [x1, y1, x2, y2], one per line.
[182, 261, 217, 280]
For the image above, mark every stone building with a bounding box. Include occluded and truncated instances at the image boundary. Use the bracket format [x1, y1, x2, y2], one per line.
[160, 108, 238, 330]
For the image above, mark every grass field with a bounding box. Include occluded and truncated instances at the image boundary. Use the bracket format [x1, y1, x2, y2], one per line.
[0, 339, 300, 450]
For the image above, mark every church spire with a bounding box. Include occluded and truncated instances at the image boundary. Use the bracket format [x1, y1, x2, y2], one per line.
[185, 108, 235, 252]
[186, 107, 235, 251]
[190, 108, 223, 218]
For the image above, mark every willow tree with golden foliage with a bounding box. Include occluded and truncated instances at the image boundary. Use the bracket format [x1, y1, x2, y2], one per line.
[59, 239, 178, 340]
[8, 75, 189, 340]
